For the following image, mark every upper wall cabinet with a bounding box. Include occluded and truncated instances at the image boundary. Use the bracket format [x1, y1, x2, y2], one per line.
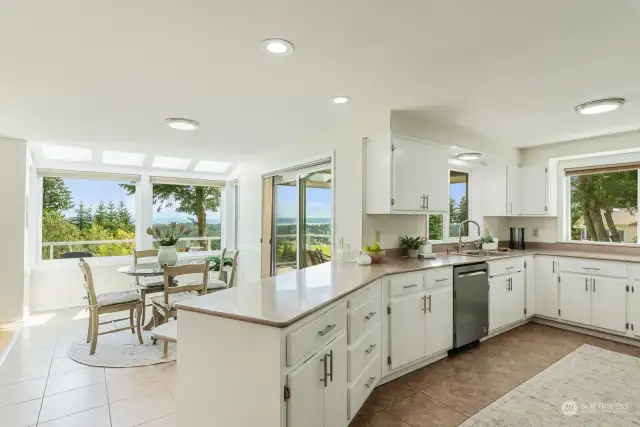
[520, 163, 555, 216]
[482, 164, 520, 216]
[366, 133, 448, 214]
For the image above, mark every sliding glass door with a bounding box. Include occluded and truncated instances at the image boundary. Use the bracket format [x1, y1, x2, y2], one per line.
[270, 166, 332, 276]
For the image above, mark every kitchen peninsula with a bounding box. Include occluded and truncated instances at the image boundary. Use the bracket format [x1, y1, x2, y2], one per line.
[175, 250, 640, 427]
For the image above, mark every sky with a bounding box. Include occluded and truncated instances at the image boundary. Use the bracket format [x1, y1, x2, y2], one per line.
[61, 178, 220, 224]
[450, 182, 466, 204]
[276, 185, 332, 219]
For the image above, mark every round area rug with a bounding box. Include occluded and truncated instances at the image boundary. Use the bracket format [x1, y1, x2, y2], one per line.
[67, 330, 177, 368]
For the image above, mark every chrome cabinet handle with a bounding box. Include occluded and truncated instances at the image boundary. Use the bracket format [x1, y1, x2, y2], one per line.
[426, 195, 429, 210]
[365, 311, 377, 321]
[422, 295, 427, 313]
[435, 278, 448, 282]
[427, 294, 432, 312]
[593, 278, 596, 292]
[365, 376, 377, 389]
[506, 266, 515, 270]
[582, 267, 600, 271]
[552, 261, 555, 273]
[585, 277, 588, 292]
[365, 344, 377, 355]
[420, 194, 425, 209]
[403, 284, 418, 289]
[318, 324, 336, 336]
[328, 349, 333, 382]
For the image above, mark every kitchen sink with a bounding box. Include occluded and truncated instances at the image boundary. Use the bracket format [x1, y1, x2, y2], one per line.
[462, 250, 508, 257]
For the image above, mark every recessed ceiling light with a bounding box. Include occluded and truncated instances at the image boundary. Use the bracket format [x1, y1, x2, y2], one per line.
[152, 156, 192, 170]
[456, 152, 482, 161]
[329, 96, 351, 104]
[575, 98, 625, 115]
[194, 160, 231, 173]
[260, 38, 294, 56]
[41, 144, 91, 162]
[165, 118, 199, 131]
[102, 151, 145, 167]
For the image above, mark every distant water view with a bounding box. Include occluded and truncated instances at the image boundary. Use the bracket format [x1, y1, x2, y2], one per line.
[277, 217, 330, 225]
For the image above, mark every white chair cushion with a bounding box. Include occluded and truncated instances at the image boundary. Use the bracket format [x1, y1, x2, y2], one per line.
[207, 279, 228, 290]
[138, 277, 165, 289]
[153, 321, 178, 342]
[151, 291, 197, 310]
[97, 290, 141, 307]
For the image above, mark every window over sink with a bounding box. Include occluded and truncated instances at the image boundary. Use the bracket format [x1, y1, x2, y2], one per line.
[427, 169, 471, 243]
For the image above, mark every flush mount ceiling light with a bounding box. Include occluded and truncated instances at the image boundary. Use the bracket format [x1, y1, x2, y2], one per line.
[152, 156, 192, 170]
[102, 151, 145, 167]
[260, 38, 294, 56]
[456, 152, 482, 161]
[165, 118, 200, 131]
[575, 98, 625, 115]
[329, 96, 351, 104]
[194, 160, 231, 173]
[41, 143, 91, 162]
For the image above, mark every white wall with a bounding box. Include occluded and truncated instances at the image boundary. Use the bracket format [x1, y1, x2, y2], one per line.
[0, 138, 28, 326]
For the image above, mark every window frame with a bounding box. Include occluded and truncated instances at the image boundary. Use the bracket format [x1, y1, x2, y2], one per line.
[426, 167, 476, 244]
[560, 152, 640, 246]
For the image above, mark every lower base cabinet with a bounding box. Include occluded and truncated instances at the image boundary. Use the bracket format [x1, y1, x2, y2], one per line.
[590, 276, 627, 333]
[489, 273, 525, 332]
[559, 274, 591, 325]
[287, 333, 347, 427]
[348, 353, 381, 419]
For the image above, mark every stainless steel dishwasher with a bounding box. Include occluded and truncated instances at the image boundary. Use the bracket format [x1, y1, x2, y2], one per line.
[453, 262, 489, 348]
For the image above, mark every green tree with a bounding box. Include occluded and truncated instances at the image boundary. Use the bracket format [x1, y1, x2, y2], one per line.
[42, 177, 73, 213]
[41, 210, 81, 259]
[93, 202, 107, 228]
[69, 201, 93, 231]
[117, 201, 134, 233]
[121, 183, 221, 248]
[428, 215, 443, 240]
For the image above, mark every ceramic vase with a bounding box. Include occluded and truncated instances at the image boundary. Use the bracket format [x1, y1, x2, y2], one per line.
[408, 249, 420, 258]
[158, 245, 178, 266]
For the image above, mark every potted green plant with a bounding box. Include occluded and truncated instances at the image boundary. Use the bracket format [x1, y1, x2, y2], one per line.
[146, 223, 192, 266]
[478, 235, 499, 251]
[399, 235, 426, 258]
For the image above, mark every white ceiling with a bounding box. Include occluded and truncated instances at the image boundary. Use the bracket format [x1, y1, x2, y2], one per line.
[1, 0, 640, 159]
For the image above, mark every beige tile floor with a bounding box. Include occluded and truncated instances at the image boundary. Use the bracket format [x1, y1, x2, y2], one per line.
[0, 308, 177, 427]
[2, 309, 640, 427]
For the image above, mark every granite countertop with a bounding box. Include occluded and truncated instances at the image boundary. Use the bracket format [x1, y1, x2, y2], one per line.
[175, 249, 640, 328]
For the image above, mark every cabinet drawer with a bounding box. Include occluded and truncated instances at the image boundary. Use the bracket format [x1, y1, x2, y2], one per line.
[560, 258, 627, 278]
[388, 272, 424, 297]
[348, 323, 381, 382]
[425, 267, 453, 290]
[348, 280, 382, 310]
[348, 353, 381, 419]
[489, 258, 525, 277]
[348, 294, 381, 344]
[286, 302, 347, 367]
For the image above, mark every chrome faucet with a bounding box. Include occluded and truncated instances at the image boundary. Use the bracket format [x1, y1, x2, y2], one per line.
[458, 220, 481, 254]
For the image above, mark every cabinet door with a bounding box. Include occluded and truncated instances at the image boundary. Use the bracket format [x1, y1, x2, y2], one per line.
[287, 349, 324, 427]
[591, 276, 627, 333]
[389, 293, 426, 369]
[525, 257, 535, 317]
[392, 137, 428, 212]
[535, 257, 559, 318]
[508, 272, 526, 325]
[422, 145, 449, 212]
[324, 333, 348, 427]
[489, 276, 510, 332]
[520, 163, 548, 215]
[424, 287, 453, 357]
[506, 164, 520, 215]
[482, 165, 507, 216]
[559, 273, 591, 325]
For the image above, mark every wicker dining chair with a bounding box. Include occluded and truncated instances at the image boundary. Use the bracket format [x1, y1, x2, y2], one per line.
[78, 258, 144, 355]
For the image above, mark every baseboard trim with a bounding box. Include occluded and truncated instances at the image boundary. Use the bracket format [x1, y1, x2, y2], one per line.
[380, 351, 449, 385]
[0, 320, 23, 331]
[532, 317, 640, 347]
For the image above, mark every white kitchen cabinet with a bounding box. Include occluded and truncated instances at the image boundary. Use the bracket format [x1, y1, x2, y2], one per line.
[288, 333, 347, 427]
[559, 273, 591, 325]
[482, 165, 507, 216]
[506, 164, 520, 215]
[590, 276, 627, 333]
[535, 256, 559, 318]
[519, 163, 548, 215]
[365, 133, 448, 214]
[524, 257, 535, 318]
[489, 272, 524, 332]
[424, 286, 453, 357]
[389, 293, 426, 369]
[489, 276, 510, 332]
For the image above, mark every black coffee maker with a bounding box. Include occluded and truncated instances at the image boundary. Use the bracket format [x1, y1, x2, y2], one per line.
[509, 228, 525, 250]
